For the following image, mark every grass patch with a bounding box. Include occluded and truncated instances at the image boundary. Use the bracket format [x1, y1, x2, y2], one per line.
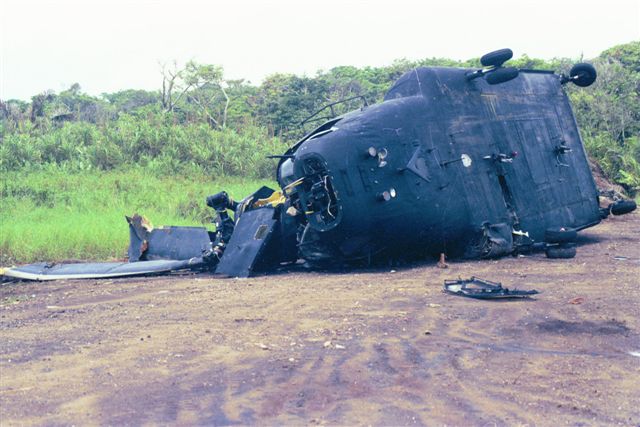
[1, 168, 275, 265]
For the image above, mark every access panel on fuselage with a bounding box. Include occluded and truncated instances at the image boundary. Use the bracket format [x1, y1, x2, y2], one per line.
[446, 121, 512, 229]
[491, 108, 599, 233]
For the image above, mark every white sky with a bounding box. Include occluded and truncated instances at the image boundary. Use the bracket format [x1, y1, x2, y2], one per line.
[1, 0, 639, 100]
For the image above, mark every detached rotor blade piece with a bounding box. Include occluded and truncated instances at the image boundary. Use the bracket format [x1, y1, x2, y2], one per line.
[2, 259, 205, 281]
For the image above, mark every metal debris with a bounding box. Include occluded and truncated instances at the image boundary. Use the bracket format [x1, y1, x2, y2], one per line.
[443, 277, 539, 299]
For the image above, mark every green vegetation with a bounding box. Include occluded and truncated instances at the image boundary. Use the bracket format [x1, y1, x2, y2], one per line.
[570, 43, 640, 193]
[1, 42, 638, 263]
[0, 168, 273, 263]
[1, 120, 287, 178]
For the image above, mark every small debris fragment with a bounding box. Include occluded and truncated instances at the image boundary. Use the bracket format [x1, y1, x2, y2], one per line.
[444, 277, 538, 299]
[323, 341, 332, 348]
[257, 342, 269, 350]
[437, 253, 449, 269]
[288, 357, 295, 362]
[427, 303, 441, 308]
[569, 297, 584, 305]
[335, 344, 345, 350]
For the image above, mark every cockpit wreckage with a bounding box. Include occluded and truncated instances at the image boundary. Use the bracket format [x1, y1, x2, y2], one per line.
[3, 49, 636, 281]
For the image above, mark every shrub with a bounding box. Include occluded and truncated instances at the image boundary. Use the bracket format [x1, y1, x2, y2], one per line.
[0, 120, 288, 179]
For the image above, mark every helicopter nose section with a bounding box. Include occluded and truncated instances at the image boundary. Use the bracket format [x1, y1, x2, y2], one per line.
[294, 155, 342, 231]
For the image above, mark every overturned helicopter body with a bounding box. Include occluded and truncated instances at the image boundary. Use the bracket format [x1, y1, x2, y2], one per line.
[276, 62, 597, 263]
[183, 49, 634, 277]
[3, 49, 636, 281]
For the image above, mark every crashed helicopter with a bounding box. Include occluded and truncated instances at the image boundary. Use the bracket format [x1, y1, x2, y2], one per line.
[3, 48, 636, 280]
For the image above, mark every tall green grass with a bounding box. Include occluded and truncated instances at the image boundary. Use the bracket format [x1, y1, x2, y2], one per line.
[1, 168, 274, 264]
[0, 120, 288, 179]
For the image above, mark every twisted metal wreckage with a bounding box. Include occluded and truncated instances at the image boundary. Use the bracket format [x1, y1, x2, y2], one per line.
[3, 49, 636, 281]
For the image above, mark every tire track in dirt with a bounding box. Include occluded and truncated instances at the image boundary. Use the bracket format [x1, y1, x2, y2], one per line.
[1, 213, 639, 425]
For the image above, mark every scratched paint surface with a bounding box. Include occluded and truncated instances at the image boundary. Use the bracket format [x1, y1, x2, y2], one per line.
[1, 213, 639, 425]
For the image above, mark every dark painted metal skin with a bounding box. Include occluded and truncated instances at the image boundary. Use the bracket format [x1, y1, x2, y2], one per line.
[279, 67, 601, 261]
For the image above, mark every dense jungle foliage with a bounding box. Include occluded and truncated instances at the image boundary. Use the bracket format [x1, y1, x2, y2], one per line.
[1, 41, 639, 192]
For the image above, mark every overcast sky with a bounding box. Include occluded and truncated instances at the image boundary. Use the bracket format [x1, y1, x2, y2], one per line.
[1, 0, 638, 101]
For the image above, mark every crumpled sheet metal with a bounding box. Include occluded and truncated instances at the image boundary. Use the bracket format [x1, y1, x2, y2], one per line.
[444, 276, 539, 299]
[127, 214, 213, 262]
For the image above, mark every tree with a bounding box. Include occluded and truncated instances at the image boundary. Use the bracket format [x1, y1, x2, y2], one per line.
[30, 91, 55, 123]
[160, 61, 191, 113]
[183, 61, 230, 129]
[103, 89, 160, 113]
[57, 83, 109, 124]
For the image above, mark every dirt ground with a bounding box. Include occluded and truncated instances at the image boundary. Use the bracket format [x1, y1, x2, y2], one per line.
[1, 213, 639, 426]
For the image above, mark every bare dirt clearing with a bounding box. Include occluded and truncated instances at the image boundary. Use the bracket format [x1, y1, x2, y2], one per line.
[1, 213, 639, 425]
